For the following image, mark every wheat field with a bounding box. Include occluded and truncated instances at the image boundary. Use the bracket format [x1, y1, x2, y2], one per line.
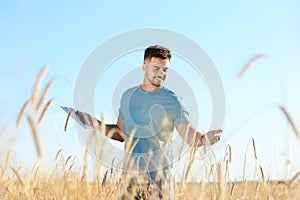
[1, 65, 299, 199]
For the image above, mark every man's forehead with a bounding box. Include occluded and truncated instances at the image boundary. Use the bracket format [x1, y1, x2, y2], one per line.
[148, 63, 169, 68]
[145, 59, 170, 68]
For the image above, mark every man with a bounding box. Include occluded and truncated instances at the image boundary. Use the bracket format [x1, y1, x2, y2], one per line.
[75, 45, 222, 199]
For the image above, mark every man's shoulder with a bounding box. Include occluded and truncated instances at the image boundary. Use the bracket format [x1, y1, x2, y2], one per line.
[121, 85, 140, 98]
[160, 86, 180, 99]
[160, 86, 175, 94]
[123, 85, 139, 93]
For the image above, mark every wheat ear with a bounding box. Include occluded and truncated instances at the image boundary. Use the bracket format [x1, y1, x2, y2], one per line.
[35, 79, 54, 111]
[279, 106, 300, 142]
[238, 54, 266, 78]
[31, 65, 50, 103]
[38, 99, 53, 124]
[27, 116, 43, 158]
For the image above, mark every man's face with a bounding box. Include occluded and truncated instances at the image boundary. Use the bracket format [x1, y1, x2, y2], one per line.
[142, 57, 170, 88]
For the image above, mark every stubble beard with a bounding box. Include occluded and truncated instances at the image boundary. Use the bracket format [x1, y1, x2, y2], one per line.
[152, 76, 165, 87]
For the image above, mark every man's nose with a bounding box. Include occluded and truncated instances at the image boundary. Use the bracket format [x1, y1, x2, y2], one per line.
[158, 68, 166, 76]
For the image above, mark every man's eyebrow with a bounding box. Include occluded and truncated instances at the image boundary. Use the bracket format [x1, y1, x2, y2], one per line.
[153, 65, 169, 68]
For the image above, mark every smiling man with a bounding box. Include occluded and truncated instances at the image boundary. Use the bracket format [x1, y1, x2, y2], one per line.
[75, 45, 222, 199]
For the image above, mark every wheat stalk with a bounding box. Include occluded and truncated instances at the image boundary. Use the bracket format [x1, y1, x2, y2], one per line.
[81, 133, 94, 182]
[31, 65, 50, 103]
[27, 116, 43, 158]
[217, 163, 225, 200]
[68, 162, 75, 171]
[279, 105, 300, 142]
[37, 99, 53, 124]
[224, 160, 229, 182]
[252, 138, 258, 160]
[228, 145, 232, 163]
[33, 165, 41, 182]
[55, 149, 63, 160]
[35, 79, 54, 111]
[0, 151, 11, 181]
[259, 166, 265, 181]
[64, 109, 74, 132]
[124, 127, 137, 153]
[229, 183, 235, 198]
[10, 167, 24, 186]
[178, 137, 186, 161]
[128, 138, 140, 154]
[288, 171, 300, 186]
[65, 156, 72, 165]
[184, 146, 198, 181]
[111, 157, 115, 175]
[102, 170, 108, 186]
[243, 139, 252, 180]
[16, 98, 32, 128]
[238, 54, 266, 78]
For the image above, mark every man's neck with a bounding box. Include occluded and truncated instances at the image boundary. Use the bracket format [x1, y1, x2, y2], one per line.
[140, 83, 161, 92]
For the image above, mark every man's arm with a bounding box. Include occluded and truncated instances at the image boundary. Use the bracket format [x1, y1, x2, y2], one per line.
[75, 110, 126, 142]
[176, 121, 222, 147]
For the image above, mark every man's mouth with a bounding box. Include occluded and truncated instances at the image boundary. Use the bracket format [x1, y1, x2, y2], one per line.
[154, 76, 164, 82]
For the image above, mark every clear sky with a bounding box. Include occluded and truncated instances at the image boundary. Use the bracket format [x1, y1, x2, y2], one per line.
[1, 0, 300, 181]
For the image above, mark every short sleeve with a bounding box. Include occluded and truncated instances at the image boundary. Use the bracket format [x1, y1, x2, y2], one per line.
[118, 91, 126, 121]
[173, 96, 190, 126]
[174, 109, 189, 126]
[118, 108, 124, 120]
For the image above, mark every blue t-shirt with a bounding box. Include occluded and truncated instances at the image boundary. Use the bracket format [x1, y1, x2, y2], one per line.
[118, 85, 189, 175]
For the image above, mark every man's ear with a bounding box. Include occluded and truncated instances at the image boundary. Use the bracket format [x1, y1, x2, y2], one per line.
[142, 63, 146, 72]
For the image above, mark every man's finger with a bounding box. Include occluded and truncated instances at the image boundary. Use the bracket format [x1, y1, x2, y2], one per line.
[212, 129, 223, 134]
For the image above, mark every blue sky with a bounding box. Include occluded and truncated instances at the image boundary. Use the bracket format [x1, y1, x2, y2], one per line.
[1, 0, 300, 181]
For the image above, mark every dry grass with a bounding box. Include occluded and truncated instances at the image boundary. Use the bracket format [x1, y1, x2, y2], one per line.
[279, 105, 300, 142]
[35, 80, 54, 111]
[31, 65, 50, 103]
[38, 99, 53, 124]
[238, 53, 266, 78]
[64, 109, 74, 132]
[1, 169, 299, 200]
[3, 64, 300, 199]
[27, 116, 43, 158]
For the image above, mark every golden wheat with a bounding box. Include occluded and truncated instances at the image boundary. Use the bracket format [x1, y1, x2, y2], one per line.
[259, 166, 265, 181]
[102, 170, 108, 186]
[35, 79, 54, 111]
[279, 105, 300, 142]
[242, 138, 260, 181]
[31, 65, 50, 103]
[252, 138, 258, 160]
[65, 156, 72, 165]
[10, 167, 25, 186]
[16, 98, 31, 128]
[238, 54, 266, 78]
[288, 171, 300, 186]
[4, 64, 300, 199]
[55, 149, 63, 160]
[27, 116, 43, 158]
[0, 151, 11, 181]
[64, 109, 74, 132]
[228, 145, 232, 163]
[38, 99, 53, 124]
[124, 127, 137, 153]
[82, 133, 95, 182]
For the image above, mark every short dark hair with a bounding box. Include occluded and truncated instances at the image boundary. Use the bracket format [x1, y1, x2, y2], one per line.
[144, 45, 171, 61]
